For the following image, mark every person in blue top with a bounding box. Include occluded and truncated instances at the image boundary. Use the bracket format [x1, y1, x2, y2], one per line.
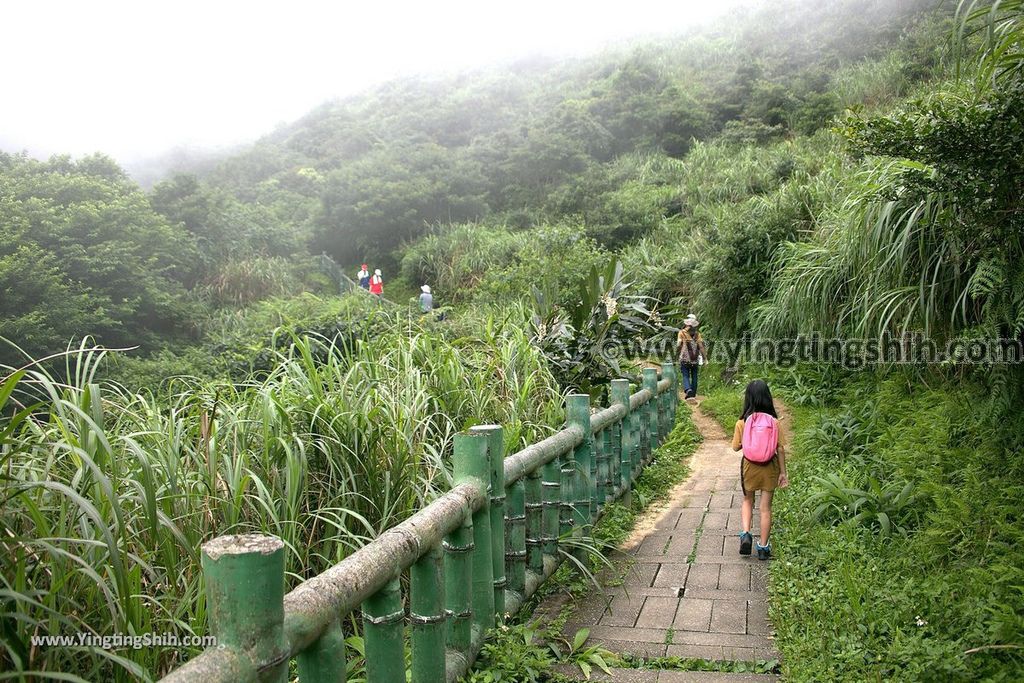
[357, 264, 370, 290]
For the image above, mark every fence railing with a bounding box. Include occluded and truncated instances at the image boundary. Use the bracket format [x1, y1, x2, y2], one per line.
[159, 364, 679, 682]
[315, 252, 357, 295]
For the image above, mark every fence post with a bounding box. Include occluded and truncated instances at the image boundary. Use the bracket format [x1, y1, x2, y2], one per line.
[559, 446, 574, 542]
[455, 431, 495, 639]
[443, 515, 473, 662]
[602, 425, 615, 506]
[610, 379, 632, 508]
[659, 360, 675, 423]
[526, 468, 544, 576]
[411, 546, 446, 683]
[542, 455, 560, 560]
[296, 618, 346, 683]
[637, 383, 650, 466]
[566, 394, 593, 548]
[471, 425, 506, 620]
[506, 478, 527, 603]
[661, 362, 675, 438]
[593, 423, 607, 514]
[643, 368, 660, 458]
[201, 534, 287, 683]
[363, 579, 404, 683]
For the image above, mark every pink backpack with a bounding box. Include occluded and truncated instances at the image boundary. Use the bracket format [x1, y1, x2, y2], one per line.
[742, 413, 779, 463]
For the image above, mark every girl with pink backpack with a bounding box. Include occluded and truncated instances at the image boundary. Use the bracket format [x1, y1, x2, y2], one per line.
[731, 379, 789, 560]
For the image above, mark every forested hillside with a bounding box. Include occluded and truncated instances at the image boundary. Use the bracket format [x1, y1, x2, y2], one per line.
[3, 0, 1024, 680]
[200, 0, 941, 264]
[1, 0, 944, 369]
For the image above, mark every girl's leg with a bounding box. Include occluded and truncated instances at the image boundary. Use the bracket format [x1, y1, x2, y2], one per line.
[758, 490, 774, 546]
[741, 491, 755, 533]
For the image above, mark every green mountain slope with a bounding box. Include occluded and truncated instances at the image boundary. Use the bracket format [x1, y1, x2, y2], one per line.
[198, 0, 945, 266]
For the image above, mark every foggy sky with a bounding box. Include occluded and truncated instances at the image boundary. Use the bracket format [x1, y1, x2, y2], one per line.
[2, 0, 742, 163]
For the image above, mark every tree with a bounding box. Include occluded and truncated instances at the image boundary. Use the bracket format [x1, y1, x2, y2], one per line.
[0, 153, 199, 363]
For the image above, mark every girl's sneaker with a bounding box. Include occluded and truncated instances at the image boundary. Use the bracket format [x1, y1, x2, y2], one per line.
[739, 532, 753, 555]
[756, 542, 771, 561]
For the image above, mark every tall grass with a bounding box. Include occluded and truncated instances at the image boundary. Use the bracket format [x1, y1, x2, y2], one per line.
[768, 370, 1024, 680]
[399, 222, 608, 308]
[0, 308, 562, 680]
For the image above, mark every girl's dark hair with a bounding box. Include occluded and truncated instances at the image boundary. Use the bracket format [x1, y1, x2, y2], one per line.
[741, 379, 777, 420]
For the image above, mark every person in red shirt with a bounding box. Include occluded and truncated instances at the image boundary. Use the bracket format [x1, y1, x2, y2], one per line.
[369, 269, 384, 296]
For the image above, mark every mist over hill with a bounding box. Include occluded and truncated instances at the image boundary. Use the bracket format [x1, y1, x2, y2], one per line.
[184, 0, 941, 266]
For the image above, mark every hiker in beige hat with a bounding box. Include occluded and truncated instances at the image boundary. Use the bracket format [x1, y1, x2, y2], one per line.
[676, 313, 706, 399]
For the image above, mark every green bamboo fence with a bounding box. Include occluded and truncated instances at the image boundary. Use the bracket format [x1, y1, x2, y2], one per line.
[159, 364, 678, 683]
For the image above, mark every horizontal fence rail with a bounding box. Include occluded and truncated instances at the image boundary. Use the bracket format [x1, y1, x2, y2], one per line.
[159, 364, 679, 682]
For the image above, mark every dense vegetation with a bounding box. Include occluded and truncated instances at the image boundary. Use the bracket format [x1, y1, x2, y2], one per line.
[3, 0, 1023, 680]
[2, 303, 563, 679]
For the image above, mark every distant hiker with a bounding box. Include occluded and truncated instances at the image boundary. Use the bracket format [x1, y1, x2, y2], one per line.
[419, 284, 433, 313]
[357, 264, 370, 290]
[732, 379, 788, 561]
[369, 269, 384, 296]
[676, 313, 706, 399]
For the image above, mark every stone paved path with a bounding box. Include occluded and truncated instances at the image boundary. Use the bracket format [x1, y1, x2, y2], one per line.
[548, 399, 781, 682]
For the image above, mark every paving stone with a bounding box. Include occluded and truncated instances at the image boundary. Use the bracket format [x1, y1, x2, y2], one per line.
[666, 630, 771, 648]
[622, 561, 660, 588]
[658, 672, 778, 682]
[600, 594, 646, 627]
[634, 535, 673, 557]
[708, 492, 734, 509]
[750, 564, 768, 592]
[684, 564, 719, 590]
[605, 585, 679, 599]
[666, 534, 696, 557]
[549, 664, 659, 682]
[747, 600, 770, 636]
[563, 594, 611, 629]
[710, 599, 747, 635]
[653, 563, 689, 588]
[664, 643, 724, 660]
[636, 596, 680, 629]
[676, 509, 705, 529]
[672, 597, 712, 631]
[680, 555, 756, 565]
[694, 533, 725, 557]
[718, 564, 751, 591]
[721, 646, 757, 661]
[655, 510, 683, 530]
[701, 511, 729, 530]
[683, 589, 760, 602]
[680, 493, 711, 509]
[596, 639, 668, 659]
[589, 625, 670, 644]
